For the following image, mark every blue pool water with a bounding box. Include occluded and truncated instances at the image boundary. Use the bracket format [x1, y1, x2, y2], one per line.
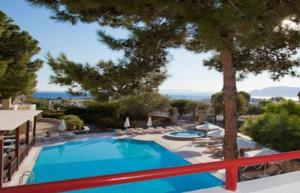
[168, 131, 204, 138]
[32, 138, 223, 193]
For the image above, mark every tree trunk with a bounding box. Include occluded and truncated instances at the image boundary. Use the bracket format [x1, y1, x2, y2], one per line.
[221, 49, 238, 160]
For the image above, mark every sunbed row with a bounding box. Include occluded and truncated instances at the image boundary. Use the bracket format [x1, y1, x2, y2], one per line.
[114, 126, 184, 136]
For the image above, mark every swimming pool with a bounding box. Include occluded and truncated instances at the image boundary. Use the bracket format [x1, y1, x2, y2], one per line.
[32, 138, 223, 193]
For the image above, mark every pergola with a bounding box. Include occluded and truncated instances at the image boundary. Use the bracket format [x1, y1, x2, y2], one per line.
[0, 110, 41, 187]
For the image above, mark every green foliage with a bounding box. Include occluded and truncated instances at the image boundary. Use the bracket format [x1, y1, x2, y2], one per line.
[170, 99, 208, 116]
[28, 1, 300, 80]
[0, 11, 42, 99]
[211, 92, 224, 115]
[241, 100, 300, 151]
[62, 115, 84, 130]
[46, 11, 171, 101]
[247, 105, 262, 115]
[118, 92, 170, 120]
[66, 93, 170, 128]
[239, 91, 250, 102]
[186, 101, 209, 112]
[211, 91, 250, 115]
[170, 99, 189, 116]
[270, 97, 286, 102]
[65, 101, 121, 128]
[27, 0, 300, 158]
[42, 111, 65, 119]
[24, 96, 49, 110]
[258, 100, 273, 108]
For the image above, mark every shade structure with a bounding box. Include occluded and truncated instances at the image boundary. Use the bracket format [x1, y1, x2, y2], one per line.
[0, 110, 42, 131]
[244, 148, 278, 157]
[237, 137, 257, 150]
[195, 123, 221, 132]
[58, 119, 66, 132]
[207, 129, 225, 138]
[124, 117, 130, 128]
[147, 117, 152, 127]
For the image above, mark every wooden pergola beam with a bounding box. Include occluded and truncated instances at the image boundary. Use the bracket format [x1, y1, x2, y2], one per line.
[25, 121, 30, 155]
[33, 116, 37, 145]
[0, 135, 3, 188]
[15, 127, 20, 170]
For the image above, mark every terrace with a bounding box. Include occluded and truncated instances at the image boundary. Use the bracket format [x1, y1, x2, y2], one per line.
[0, 110, 41, 187]
[1, 121, 300, 193]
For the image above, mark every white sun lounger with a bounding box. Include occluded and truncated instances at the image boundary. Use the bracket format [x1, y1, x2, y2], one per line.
[145, 127, 156, 134]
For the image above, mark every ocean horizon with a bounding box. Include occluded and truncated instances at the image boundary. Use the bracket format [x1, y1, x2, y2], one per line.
[33, 91, 92, 100]
[33, 91, 211, 100]
[32, 91, 298, 101]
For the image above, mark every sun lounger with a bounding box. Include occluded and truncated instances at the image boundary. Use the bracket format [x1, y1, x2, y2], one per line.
[114, 129, 126, 136]
[63, 132, 76, 139]
[193, 137, 221, 147]
[174, 126, 184, 131]
[134, 128, 145, 134]
[73, 126, 90, 134]
[124, 128, 135, 135]
[155, 127, 166, 133]
[165, 126, 176, 132]
[145, 127, 156, 134]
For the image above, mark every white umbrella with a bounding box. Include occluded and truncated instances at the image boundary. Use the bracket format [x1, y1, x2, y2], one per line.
[147, 117, 152, 127]
[124, 117, 130, 128]
[58, 120, 67, 132]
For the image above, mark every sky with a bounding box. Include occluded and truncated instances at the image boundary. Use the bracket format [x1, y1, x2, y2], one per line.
[1, 0, 300, 93]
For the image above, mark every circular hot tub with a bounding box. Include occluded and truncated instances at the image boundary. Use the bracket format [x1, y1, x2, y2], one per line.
[165, 131, 204, 140]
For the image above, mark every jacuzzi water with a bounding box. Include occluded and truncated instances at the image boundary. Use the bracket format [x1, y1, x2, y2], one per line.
[167, 131, 204, 139]
[31, 138, 223, 193]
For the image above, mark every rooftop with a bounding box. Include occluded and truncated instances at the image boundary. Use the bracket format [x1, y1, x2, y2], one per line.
[0, 110, 42, 131]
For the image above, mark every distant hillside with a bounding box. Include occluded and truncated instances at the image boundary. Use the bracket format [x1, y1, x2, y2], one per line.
[250, 86, 300, 97]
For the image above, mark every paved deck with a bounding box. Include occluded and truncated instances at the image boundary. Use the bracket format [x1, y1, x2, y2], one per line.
[5, 132, 300, 192]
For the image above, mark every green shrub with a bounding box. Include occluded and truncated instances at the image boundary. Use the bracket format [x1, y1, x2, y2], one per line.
[25, 97, 50, 110]
[118, 92, 170, 120]
[65, 101, 122, 128]
[42, 111, 65, 119]
[241, 100, 300, 151]
[170, 99, 190, 116]
[62, 115, 84, 130]
[65, 93, 170, 129]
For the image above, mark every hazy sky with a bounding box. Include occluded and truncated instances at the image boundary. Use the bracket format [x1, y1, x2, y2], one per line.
[1, 0, 300, 93]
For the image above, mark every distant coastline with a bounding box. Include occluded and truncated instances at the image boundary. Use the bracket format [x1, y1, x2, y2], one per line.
[33, 91, 299, 101]
[33, 91, 92, 99]
[33, 91, 210, 100]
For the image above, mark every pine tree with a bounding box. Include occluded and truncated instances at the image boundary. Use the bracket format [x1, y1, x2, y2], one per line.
[28, 0, 300, 159]
[0, 11, 42, 101]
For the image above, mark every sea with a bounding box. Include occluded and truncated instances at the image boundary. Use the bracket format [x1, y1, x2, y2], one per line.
[33, 92, 92, 100]
[32, 91, 298, 101]
[33, 91, 211, 101]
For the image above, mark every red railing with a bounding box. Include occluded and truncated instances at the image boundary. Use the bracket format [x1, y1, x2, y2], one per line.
[2, 150, 300, 193]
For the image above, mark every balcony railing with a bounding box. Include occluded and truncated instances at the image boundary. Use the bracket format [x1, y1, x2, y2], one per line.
[1, 150, 300, 193]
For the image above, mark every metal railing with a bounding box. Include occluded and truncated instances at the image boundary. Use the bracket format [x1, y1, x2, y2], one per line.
[1, 150, 300, 193]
